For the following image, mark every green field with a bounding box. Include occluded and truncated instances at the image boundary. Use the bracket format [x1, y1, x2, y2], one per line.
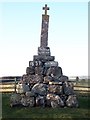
[1, 93, 90, 120]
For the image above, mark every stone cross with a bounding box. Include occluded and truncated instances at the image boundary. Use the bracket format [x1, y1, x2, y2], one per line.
[40, 4, 49, 47]
[43, 4, 49, 15]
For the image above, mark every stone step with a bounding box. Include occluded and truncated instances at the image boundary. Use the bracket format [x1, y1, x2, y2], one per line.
[33, 55, 55, 62]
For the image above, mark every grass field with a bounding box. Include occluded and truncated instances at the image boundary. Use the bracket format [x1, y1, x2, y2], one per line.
[1, 93, 90, 120]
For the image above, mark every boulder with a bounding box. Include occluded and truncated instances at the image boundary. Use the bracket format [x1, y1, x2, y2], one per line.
[46, 66, 62, 79]
[62, 81, 75, 95]
[66, 95, 79, 108]
[46, 94, 64, 108]
[51, 95, 64, 108]
[43, 76, 53, 84]
[26, 91, 35, 97]
[10, 93, 21, 107]
[16, 83, 30, 94]
[48, 84, 63, 95]
[35, 66, 44, 75]
[27, 97, 35, 107]
[59, 75, 68, 82]
[21, 97, 29, 107]
[27, 74, 43, 84]
[26, 66, 35, 75]
[21, 95, 35, 107]
[22, 74, 28, 84]
[36, 95, 46, 107]
[31, 83, 47, 96]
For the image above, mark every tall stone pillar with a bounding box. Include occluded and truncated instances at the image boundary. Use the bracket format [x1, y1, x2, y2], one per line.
[40, 4, 49, 47]
[33, 4, 55, 62]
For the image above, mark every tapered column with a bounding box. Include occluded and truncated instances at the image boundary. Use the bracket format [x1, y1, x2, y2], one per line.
[40, 4, 49, 47]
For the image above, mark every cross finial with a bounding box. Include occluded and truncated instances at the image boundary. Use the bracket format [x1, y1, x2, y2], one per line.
[43, 4, 49, 15]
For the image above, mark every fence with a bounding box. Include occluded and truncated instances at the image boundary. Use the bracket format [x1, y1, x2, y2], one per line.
[0, 78, 90, 93]
[0, 78, 19, 93]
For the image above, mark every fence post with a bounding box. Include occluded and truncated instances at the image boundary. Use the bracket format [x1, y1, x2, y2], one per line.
[76, 76, 79, 85]
[14, 78, 17, 93]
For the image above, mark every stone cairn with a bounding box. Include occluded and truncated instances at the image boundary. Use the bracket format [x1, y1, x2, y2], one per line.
[10, 4, 78, 108]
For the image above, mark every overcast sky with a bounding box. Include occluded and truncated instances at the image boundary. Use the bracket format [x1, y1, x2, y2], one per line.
[0, 1, 88, 77]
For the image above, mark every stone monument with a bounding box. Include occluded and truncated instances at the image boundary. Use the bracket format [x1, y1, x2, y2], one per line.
[10, 4, 78, 108]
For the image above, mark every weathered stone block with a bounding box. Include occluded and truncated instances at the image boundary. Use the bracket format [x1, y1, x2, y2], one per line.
[35, 66, 44, 75]
[33, 55, 55, 62]
[31, 83, 47, 96]
[44, 76, 53, 84]
[26, 67, 35, 75]
[26, 91, 35, 97]
[36, 95, 46, 107]
[62, 81, 75, 95]
[44, 61, 58, 67]
[34, 60, 43, 67]
[10, 93, 21, 107]
[38, 47, 51, 56]
[21, 96, 35, 107]
[29, 61, 35, 67]
[27, 97, 35, 107]
[48, 84, 63, 95]
[27, 74, 43, 84]
[22, 74, 28, 83]
[66, 95, 79, 108]
[16, 83, 30, 94]
[59, 75, 68, 82]
[46, 66, 62, 78]
[46, 94, 64, 108]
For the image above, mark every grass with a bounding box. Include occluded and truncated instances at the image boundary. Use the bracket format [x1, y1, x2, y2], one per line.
[1, 93, 90, 120]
